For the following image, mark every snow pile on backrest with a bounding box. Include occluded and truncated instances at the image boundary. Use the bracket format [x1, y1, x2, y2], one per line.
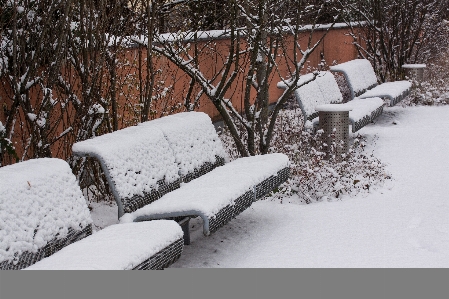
[140, 112, 228, 177]
[0, 158, 92, 263]
[290, 72, 343, 118]
[330, 59, 378, 95]
[294, 73, 325, 117]
[315, 71, 344, 104]
[72, 125, 179, 199]
[358, 60, 379, 88]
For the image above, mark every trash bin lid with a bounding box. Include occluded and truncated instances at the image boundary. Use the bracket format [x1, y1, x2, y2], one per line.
[402, 64, 426, 69]
[315, 104, 353, 112]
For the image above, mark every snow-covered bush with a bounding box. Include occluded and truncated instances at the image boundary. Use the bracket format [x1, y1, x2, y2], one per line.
[344, 0, 449, 82]
[219, 104, 391, 204]
[403, 52, 449, 106]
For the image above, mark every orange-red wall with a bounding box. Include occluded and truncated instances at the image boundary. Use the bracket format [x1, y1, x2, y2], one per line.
[1, 26, 359, 160]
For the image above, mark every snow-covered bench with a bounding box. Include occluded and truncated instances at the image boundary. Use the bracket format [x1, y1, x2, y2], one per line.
[330, 59, 412, 107]
[277, 71, 384, 132]
[72, 112, 290, 241]
[0, 158, 184, 270]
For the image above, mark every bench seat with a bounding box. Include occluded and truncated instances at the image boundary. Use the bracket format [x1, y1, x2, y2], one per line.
[73, 112, 290, 243]
[0, 158, 184, 270]
[120, 154, 290, 235]
[278, 71, 384, 132]
[357, 81, 412, 106]
[309, 97, 384, 133]
[330, 59, 412, 106]
[26, 221, 183, 270]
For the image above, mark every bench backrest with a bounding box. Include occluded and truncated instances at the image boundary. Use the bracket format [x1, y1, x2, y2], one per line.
[139, 112, 227, 183]
[0, 158, 93, 270]
[72, 112, 228, 217]
[330, 59, 378, 99]
[278, 71, 344, 122]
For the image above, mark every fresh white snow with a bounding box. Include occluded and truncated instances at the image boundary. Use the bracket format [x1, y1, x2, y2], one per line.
[279, 71, 384, 128]
[0, 158, 92, 264]
[75, 111, 289, 237]
[139, 112, 228, 176]
[314, 71, 344, 104]
[72, 124, 180, 199]
[278, 72, 330, 117]
[315, 104, 352, 112]
[343, 97, 384, 122]
[163, 105, 448, 268]
[26, 220, 183, 270]
[359, 81, 413, 99]
[5, 106, 447, 268]
[402, 64, 427, 69]
[130, 23, 357, 45]
[72, 112, 229, 201]
[120, 153, 289, 233]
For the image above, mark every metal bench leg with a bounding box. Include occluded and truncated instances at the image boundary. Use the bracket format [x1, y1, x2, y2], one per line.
[178, 217, 191, 245]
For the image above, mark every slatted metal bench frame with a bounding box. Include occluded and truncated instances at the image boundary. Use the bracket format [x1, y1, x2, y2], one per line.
[73, 112, 290, 245]
[278, 71, 385, 133]
[24, 223, 184, 270]
[75, 149, 216, 244]
[0, 226, 93, 270]
[0, 158, 184, 270]
[330, 59, 412, 107]
[128, 166, 291, 236]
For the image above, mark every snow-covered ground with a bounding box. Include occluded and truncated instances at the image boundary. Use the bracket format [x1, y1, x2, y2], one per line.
[91, 105, 449, 268]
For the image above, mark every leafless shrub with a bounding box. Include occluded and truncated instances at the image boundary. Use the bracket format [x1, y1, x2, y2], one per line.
[220, 106, 392, 204]
[343, 0, 449, 82]
[404, 48, 449, 106]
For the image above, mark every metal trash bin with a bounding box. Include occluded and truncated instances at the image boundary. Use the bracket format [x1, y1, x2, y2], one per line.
[402, 64, 426, 84]
[315, 104, 352, 162]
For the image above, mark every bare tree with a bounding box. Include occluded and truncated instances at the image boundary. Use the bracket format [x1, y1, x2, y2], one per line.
[57, 1, 137, 195]
[342, 0, 449, 81]
[1, 0, 341, 167]
[132, 0, 340, 157]
[125, 0, 184, 123]
[1, 0, 74, 164]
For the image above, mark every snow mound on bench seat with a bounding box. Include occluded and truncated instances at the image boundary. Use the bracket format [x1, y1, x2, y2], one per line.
[0, 158, 92, 264]
[315, 71, 344, 104]
[358, 81, 412, 99]
[72, 125, 179, 199]
[120, 153, 289, 222]
[139, 112, 228, 177]
[310, 98, 384, 129]
[25, 220, 183, 270]
[345, 97, 384, 122]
